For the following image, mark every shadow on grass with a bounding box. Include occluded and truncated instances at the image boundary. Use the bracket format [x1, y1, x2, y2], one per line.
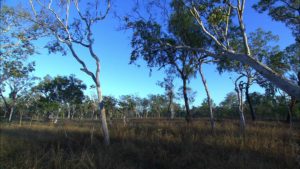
[0, 122, 299, 169]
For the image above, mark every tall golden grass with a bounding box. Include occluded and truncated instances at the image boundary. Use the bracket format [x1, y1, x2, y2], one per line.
[1, 119, 299, 169]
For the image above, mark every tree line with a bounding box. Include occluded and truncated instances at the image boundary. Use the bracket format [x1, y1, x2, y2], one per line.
[0, 0, 299, 145]
[1, 74, 299, 125]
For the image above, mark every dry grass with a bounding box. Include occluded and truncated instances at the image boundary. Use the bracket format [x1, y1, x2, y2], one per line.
[1, 119, 300, 169]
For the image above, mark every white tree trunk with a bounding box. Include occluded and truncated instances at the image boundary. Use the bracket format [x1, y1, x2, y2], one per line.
[67, 103, 71, 119]
[235, 83, 246, 133]
[199, 63, 215, 132]
[8, 107, 14, 122]
[123, 115, 127, 127]
[170, 103, 175, 119]
[19, 111, 23, 126]
[96, 86, 110, 145]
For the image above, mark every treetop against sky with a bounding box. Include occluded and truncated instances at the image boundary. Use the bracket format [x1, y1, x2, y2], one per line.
[3, 0, 295, 105]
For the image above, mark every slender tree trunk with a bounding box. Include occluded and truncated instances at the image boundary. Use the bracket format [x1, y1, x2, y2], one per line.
[30, 116, 33, 126]
[67, 103, 71, 119]
[71, 105, 75, 119]
[3, 109, 7, 118]
[168, 101, 175, 119]
[182, 79, 191, 123]
[158, 108, 160, 118]
[286, 96, 296, 124]
[287, 72, 300, 123]
[235, 81, 246, 134]
[8, 106, 14, 122]
[245, 79, 256, 121]
[0, 94, 9, 118]
[123, 115, 127, 126]
[91, 109, 95, 120]
[19, 111, 23, 126]
[199, 63, 215, 131]
[96, 86, 110, 145]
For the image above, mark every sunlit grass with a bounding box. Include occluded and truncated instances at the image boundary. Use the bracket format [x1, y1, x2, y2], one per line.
[1, 119, 299, 169]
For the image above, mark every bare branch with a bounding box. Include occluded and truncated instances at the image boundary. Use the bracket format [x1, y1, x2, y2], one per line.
[94, 0, 111, 21]
[67, 44, 97, 84]
[190, 7, 227, 50]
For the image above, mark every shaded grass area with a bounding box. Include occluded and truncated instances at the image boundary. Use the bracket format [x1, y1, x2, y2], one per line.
[1, 119, 300, 169]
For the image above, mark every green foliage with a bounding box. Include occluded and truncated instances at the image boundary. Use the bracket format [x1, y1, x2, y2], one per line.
[34, 75, 87, 104]
[207, 7, 228, 25]
[253, 0, 300, 41]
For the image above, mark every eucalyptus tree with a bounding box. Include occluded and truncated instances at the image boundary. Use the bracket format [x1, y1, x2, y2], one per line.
[25, 0, 111, 144]
[128, 0, 210, 122]
[4, 61, 37, 122]
[157, 75, 176, 119]
[34, 75, 86, 120]
[103, 95, 118, 123]
[167, 0, 300, 99]
[0, 5, 39, 118]
[147, 94, 168, 118]
[119, 95, 138, 118]
[253, 0, 300, 122]
[217, 28, 287, 121]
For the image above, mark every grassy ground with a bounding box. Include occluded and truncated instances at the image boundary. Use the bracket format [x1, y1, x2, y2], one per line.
[1, 119, 300, 169]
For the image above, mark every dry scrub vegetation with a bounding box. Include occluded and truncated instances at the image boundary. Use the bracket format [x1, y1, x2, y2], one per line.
[1, 119, 300, 169]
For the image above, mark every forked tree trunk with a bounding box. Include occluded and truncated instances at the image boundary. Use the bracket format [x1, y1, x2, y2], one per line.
[199, 63, 215, 132]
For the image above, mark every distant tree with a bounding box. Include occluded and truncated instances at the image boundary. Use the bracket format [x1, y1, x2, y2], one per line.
[147, 94, 168, 118]
[119, 95, 138, 118]
[136, 97, 150, 118]
[219, 91, 239, 118]
[34, 75, 86, 120]
[3, 61, 36, 122]
[103, 95, 118, 122]
[157, 75, 176, 119]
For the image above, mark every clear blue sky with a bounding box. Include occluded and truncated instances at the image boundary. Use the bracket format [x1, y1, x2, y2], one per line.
[6, 0, 294, 105]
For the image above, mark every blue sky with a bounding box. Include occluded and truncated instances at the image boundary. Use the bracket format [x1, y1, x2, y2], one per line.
[6, 0, 294, 105]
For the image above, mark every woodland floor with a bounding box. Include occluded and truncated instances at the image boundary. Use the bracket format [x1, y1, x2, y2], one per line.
[0, 118, 300, 169]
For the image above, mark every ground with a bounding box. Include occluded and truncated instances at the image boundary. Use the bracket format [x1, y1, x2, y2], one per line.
[1, 119, 300, 169]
